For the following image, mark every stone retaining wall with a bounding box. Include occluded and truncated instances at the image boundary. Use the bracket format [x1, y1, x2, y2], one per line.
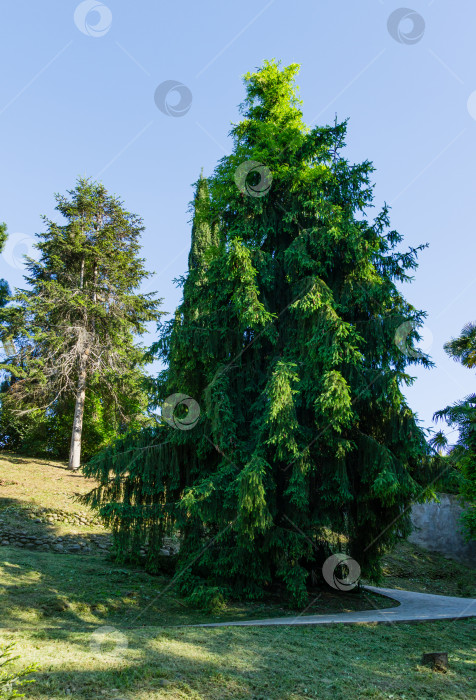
[410, 493, 476, 567]
[1, 496, 474, 566]
[0, 528, 112, 553]
[0, 523, 175, 558]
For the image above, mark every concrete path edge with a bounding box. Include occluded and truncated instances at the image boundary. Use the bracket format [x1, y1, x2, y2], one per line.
[194, 586, 476, 628]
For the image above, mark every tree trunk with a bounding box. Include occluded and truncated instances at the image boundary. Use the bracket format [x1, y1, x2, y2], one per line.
[68, 358, 88, 471]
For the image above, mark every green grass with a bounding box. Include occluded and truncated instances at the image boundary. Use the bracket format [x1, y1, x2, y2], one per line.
[0, 452, 103, 538]
[1, 452, 475, 699]
[3, 619, 476, 699]
[0, 545, 395, 631]
[381, 541, 475, 598]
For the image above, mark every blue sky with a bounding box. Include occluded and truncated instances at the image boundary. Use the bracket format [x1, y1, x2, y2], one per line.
[0, 1, 474, 443]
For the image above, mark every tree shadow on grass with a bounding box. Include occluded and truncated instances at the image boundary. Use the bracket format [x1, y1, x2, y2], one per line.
[20, 618, 476, 700]
[0, 559, 90, 629]
[0, 539, 401, 636]
[0, 452, 91, 490]
[0, 452, 68, 470]
[0, 546, 159, 631]
[0, 495, 59, 534]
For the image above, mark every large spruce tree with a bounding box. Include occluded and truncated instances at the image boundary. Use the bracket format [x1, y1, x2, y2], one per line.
[84, 61, 431, 606]
[0, 179, 162, 469]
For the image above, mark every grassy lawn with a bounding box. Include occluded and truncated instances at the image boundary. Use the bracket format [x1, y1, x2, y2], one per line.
[1, 453, 475, 699]
[3, 619, 476, 699]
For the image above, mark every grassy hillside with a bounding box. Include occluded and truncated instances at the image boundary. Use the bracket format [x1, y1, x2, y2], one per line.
[382, 541, 475, 598]
[1, 452, 475, 699]
[0, 453, 102, 534]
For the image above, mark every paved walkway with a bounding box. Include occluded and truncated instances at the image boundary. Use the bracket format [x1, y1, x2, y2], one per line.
[197, 586, 476, 627]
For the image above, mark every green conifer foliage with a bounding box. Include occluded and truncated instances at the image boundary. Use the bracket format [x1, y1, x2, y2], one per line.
[433, 322, 476, 539]
[84, 61, 431, 606]
[0, 180, 161, 465]
[0, 223, 10, 309]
